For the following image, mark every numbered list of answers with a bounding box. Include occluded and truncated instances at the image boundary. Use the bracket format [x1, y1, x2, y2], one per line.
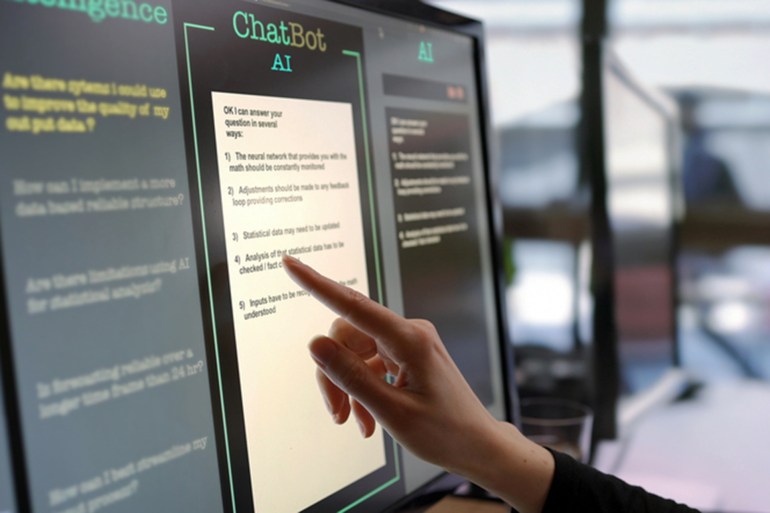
[210, 92, 385, 513]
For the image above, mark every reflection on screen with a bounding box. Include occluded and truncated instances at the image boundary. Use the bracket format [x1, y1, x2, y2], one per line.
[0, 0, 507, 511]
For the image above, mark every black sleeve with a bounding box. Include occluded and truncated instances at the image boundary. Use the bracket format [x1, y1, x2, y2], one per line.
[541, 450, 702, 513]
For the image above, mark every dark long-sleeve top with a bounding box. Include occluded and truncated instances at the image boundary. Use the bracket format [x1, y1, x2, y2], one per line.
[542, 450, 702, 513]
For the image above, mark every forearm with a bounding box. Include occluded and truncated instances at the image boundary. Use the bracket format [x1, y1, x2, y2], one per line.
[451, 420, 554, 513]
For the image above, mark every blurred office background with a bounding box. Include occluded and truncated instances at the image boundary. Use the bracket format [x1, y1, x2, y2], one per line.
[428, 0, 770, 511]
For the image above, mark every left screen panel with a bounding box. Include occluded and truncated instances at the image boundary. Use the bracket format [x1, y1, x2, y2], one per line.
[0, 3, 224, 513]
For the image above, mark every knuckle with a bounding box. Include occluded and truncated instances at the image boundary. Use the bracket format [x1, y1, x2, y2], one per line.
[402, 319, 443, 358]
[336, 359, 368, 392]
[329, 317, 349, 338]
[344, 288, 369, 311]
[410, 318, 438, 338]
[417, 318, 437, 331]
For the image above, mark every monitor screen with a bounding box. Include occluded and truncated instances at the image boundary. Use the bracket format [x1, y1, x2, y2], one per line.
[602, 53, 680, 394]
[0, 1, 510, 512]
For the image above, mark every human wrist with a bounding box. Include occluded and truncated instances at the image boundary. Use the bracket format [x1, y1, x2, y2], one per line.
[458, 420, 554, 513]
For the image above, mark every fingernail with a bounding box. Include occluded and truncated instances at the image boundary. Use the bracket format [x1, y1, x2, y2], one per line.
[309, 338, 338, 369]
[282, 254, 302, 266]
[356, 418, 366, 437]
[322, 396, 334, 416]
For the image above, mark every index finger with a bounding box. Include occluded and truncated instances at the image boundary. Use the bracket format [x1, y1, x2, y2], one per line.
[282, 255, 408, 345]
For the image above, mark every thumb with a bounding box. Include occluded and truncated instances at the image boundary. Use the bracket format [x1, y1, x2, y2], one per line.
[309, 336, 397, 419]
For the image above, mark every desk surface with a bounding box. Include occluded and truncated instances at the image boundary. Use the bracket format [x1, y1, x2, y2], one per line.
[595, 380, 770, 512]
[403, 380, 770, 513]
[424, 497, 508, 513]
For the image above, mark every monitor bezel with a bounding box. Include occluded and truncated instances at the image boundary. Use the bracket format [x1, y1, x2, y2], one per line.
[0, 2, 518, 511]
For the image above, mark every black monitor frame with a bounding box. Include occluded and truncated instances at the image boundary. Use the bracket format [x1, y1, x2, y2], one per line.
[0, 1, 517, 512]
